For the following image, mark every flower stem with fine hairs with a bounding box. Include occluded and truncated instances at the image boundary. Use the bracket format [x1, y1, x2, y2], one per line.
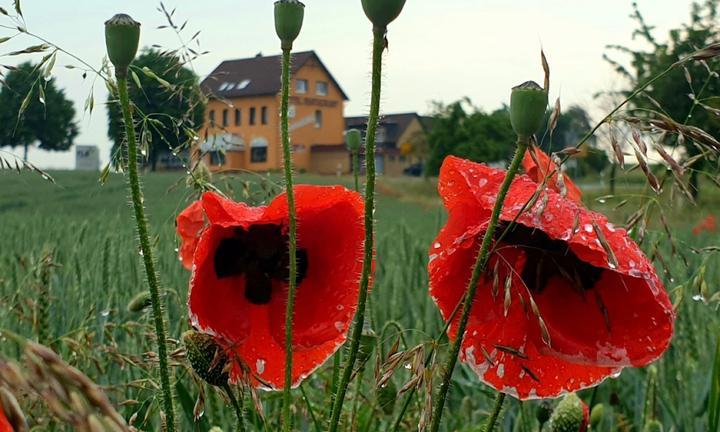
[280, 46, 299, 432]
[116, 75, 176, 432]
[429, 137, 529, 432]
[484, 393, 506, 432]
[327, 26, 385, 432]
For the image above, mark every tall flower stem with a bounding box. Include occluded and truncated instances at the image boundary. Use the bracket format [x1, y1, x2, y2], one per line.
[484, 393, 506, 432]
[428, 137, 529, 432]
[280, 47, 299, 432]
[116, 76, 176, 432]
[327, 26, 385, 432]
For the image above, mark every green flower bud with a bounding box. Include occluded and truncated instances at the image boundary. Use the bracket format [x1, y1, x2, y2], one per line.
[274, 0, 305, 50]
[376, 379, 397, 416]
[590, 404, 604, 428]
[536, 399, 553, 426]
[510, 80, 548, 140]
[127, 290, 152, 313]
[183, 330, 230, 387]
[104, 14, 140, 78]
[643, 419, 664, 432]
[345, 129, 362, 153]
[361, 0, 406, 30]
[549, 393, 589, 432]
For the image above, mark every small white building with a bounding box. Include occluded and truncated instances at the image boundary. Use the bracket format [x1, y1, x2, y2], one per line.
[75, 145, 100, 171]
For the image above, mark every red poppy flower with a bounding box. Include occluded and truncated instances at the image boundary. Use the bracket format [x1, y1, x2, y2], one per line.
[0, 409, 10, 432]
[522, 145, 582, 203]
[692, 214, 717, 236]
[429, 156, 674, 399]
[176, 186, 365, 389]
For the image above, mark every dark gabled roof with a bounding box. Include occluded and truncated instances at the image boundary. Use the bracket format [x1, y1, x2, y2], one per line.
[201, 50, 348, 100]
[345, 112, 426, 144]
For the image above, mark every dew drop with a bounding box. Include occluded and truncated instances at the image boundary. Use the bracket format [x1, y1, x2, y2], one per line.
[583, 224, 593, 233]
[256, 358, 266, 375]
[478, 178, 488, 187]
[692, 294, 705, 302]
[334, 321, 344, 332]
[433, 242, 441, 249]
[101, 309, 110, 317]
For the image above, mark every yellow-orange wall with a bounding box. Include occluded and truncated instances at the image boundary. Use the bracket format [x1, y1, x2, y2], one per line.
[199, 56, 346, 173]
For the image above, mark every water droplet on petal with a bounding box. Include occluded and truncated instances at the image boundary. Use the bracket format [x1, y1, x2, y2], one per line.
[256, 358, 266, 375]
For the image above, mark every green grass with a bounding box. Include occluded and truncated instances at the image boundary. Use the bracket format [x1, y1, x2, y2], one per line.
[0, 168, 718, 431]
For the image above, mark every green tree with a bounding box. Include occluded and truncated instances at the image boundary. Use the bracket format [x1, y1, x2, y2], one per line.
[426, 99, 515, 176]
[0, 62, 78, 161]
[107, 48, 205, 171]
[605, 0, 720, 197]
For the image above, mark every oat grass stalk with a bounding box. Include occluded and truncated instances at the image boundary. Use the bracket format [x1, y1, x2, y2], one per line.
[327, 26, 384, 432]
[116, 74, 176, 432]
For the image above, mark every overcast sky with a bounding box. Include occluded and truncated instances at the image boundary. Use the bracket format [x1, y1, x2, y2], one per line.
[0, 0, 700, 169]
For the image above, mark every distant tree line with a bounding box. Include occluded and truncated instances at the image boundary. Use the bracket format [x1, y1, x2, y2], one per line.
[424, 99, 608, 177]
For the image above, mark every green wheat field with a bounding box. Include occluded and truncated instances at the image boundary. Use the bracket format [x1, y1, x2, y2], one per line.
[0, 169, 718, 431]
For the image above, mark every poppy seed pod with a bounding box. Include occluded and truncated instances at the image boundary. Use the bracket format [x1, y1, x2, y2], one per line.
[361, 0, 406, 30]
[345, 129, 362, 153]
[182, 331, 229, 387]
[104, 14, 140, 78]
[127, 290, 151, 313]
[274, 0, 305, 50]
[643, 420, 664, 432]
[549, 393, 589, 432]
[510, 80, 548, 140]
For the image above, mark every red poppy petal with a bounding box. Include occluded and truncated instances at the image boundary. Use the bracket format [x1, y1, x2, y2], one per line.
[265, 185, 365, 349]
[189, 225, 252, 344]
[0, 406, 11, 432]
[431, 156, 674, 396]
[176, 200, 205, 270]
[201, 191, 265, 228]
[522, 146, 582, 203]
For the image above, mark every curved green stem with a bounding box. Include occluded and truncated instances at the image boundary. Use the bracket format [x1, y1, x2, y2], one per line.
[116, 75, 176, 432]
[327, 26, 385, 432]
[428, 138, 529, 432]
[484, 393, 506, 432]
[223, 384, 246, 432]
[280, 47, 299, 432]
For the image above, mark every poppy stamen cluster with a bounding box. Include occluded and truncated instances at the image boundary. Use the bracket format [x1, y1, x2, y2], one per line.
[214, 225, 309, 305]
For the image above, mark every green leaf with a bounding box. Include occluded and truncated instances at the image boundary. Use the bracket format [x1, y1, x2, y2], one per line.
[175, 381, 211, 432]
[17, 81, 34, 118]
[710, 337, 720, 432]
[0, 36, 11, 44]
[130, 69, 142, 90]
[98, 163, 111, 185]
[140, 66, 173, 89]
[13, 0, 21, 17]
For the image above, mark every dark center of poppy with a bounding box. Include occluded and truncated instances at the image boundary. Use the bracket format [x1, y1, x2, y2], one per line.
[496, 223, 603, 294]
[214, 225, 308, 305]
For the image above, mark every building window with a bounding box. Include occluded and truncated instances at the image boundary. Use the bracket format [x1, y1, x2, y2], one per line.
[249, 107, 256, 125]
[251, 138, 268, 163]
[315, 110, 322, 128]
[296, 79, 308, 94]
[261, 106, 268, 125]
[209, 110, 215, 126]
[316, 81, 328, 96]
[222, 109, 229, 127]
[234, 108, 241, 126]
[209, 150, 225, 166]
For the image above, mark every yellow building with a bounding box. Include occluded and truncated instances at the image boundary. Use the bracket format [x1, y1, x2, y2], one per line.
[198, 51, 350, 173]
